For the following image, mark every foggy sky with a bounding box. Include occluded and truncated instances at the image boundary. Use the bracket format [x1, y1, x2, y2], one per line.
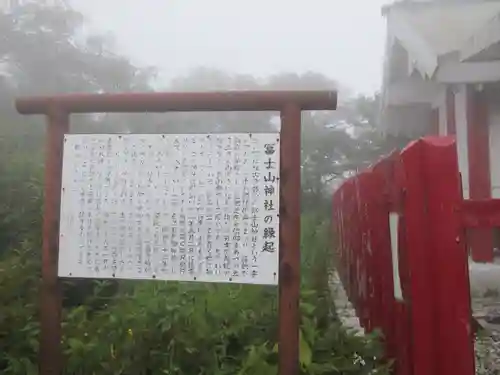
[71, 0, 391, 95]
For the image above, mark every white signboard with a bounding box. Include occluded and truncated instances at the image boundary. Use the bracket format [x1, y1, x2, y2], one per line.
[58, 133, 280, 285]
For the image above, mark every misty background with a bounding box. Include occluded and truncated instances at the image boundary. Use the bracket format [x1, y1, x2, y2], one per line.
[70, 0, 390, 96]
[0, 0, 406, 239]
[0, 2, 405, 374]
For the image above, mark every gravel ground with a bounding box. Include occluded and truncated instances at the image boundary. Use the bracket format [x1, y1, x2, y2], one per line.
[475, 332, 500, 375]
[473, 299, 500, 374]
[331, 270, 500, 374]
[329, 272, 363, 335]
[471, 260, 500, 374]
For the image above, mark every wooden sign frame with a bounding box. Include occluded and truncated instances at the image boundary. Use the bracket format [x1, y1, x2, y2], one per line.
[15, 90, 337, 375]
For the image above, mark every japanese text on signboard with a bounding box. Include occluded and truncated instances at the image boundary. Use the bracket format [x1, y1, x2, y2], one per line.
[58, 133, 280, 285]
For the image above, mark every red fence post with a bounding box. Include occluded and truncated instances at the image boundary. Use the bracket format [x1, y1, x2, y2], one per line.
[370, 161, 394, 354]
[363, 175, 374, 332]
[372, 156, 400, 364]
[399, 140, 436, 375]
[389, 156, 412, 375]
[332, 136, 475, 375]
[421, 136, 475, 375]
[357, 173, 370, 330]
[352, 177, 362, 321]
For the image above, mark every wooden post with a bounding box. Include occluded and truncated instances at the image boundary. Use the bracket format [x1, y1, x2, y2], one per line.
[467, 86, 493, 262]
[15, 91, 337, 375]
[40, 106, 69, 375]
[278, 103, 301, 375]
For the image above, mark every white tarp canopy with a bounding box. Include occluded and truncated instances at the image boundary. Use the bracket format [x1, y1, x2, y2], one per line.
[380, 0, 500, 134]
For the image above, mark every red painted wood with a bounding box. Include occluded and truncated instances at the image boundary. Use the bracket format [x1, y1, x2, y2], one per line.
[357, 173, 370, 330]
[466, 86, 493, 262]
[392, 155, 412, 375]
[372, 160, 397, 361]
[332, 137, 476, 375]
[399, 140, 435, 375]
[421, 136, 475, 375]
[364, 170, 381, 333]
[461, 199, 500, 228]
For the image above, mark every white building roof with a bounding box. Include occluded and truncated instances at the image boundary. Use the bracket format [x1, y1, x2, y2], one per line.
[384, 1, 500, 77]
[405, 2, 500, 56]
[380, 1, 500, 135]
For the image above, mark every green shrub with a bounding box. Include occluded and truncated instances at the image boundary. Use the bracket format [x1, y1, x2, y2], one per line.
[0, 153, 390, 374]
[0, 216, 390, 375]
[0, 144, 44, 253]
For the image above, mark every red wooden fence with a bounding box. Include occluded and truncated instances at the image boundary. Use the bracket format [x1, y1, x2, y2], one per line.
[332, 136, 475, 375]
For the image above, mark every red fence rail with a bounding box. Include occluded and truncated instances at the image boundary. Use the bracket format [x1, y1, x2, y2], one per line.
[332, 136, 475, 375]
